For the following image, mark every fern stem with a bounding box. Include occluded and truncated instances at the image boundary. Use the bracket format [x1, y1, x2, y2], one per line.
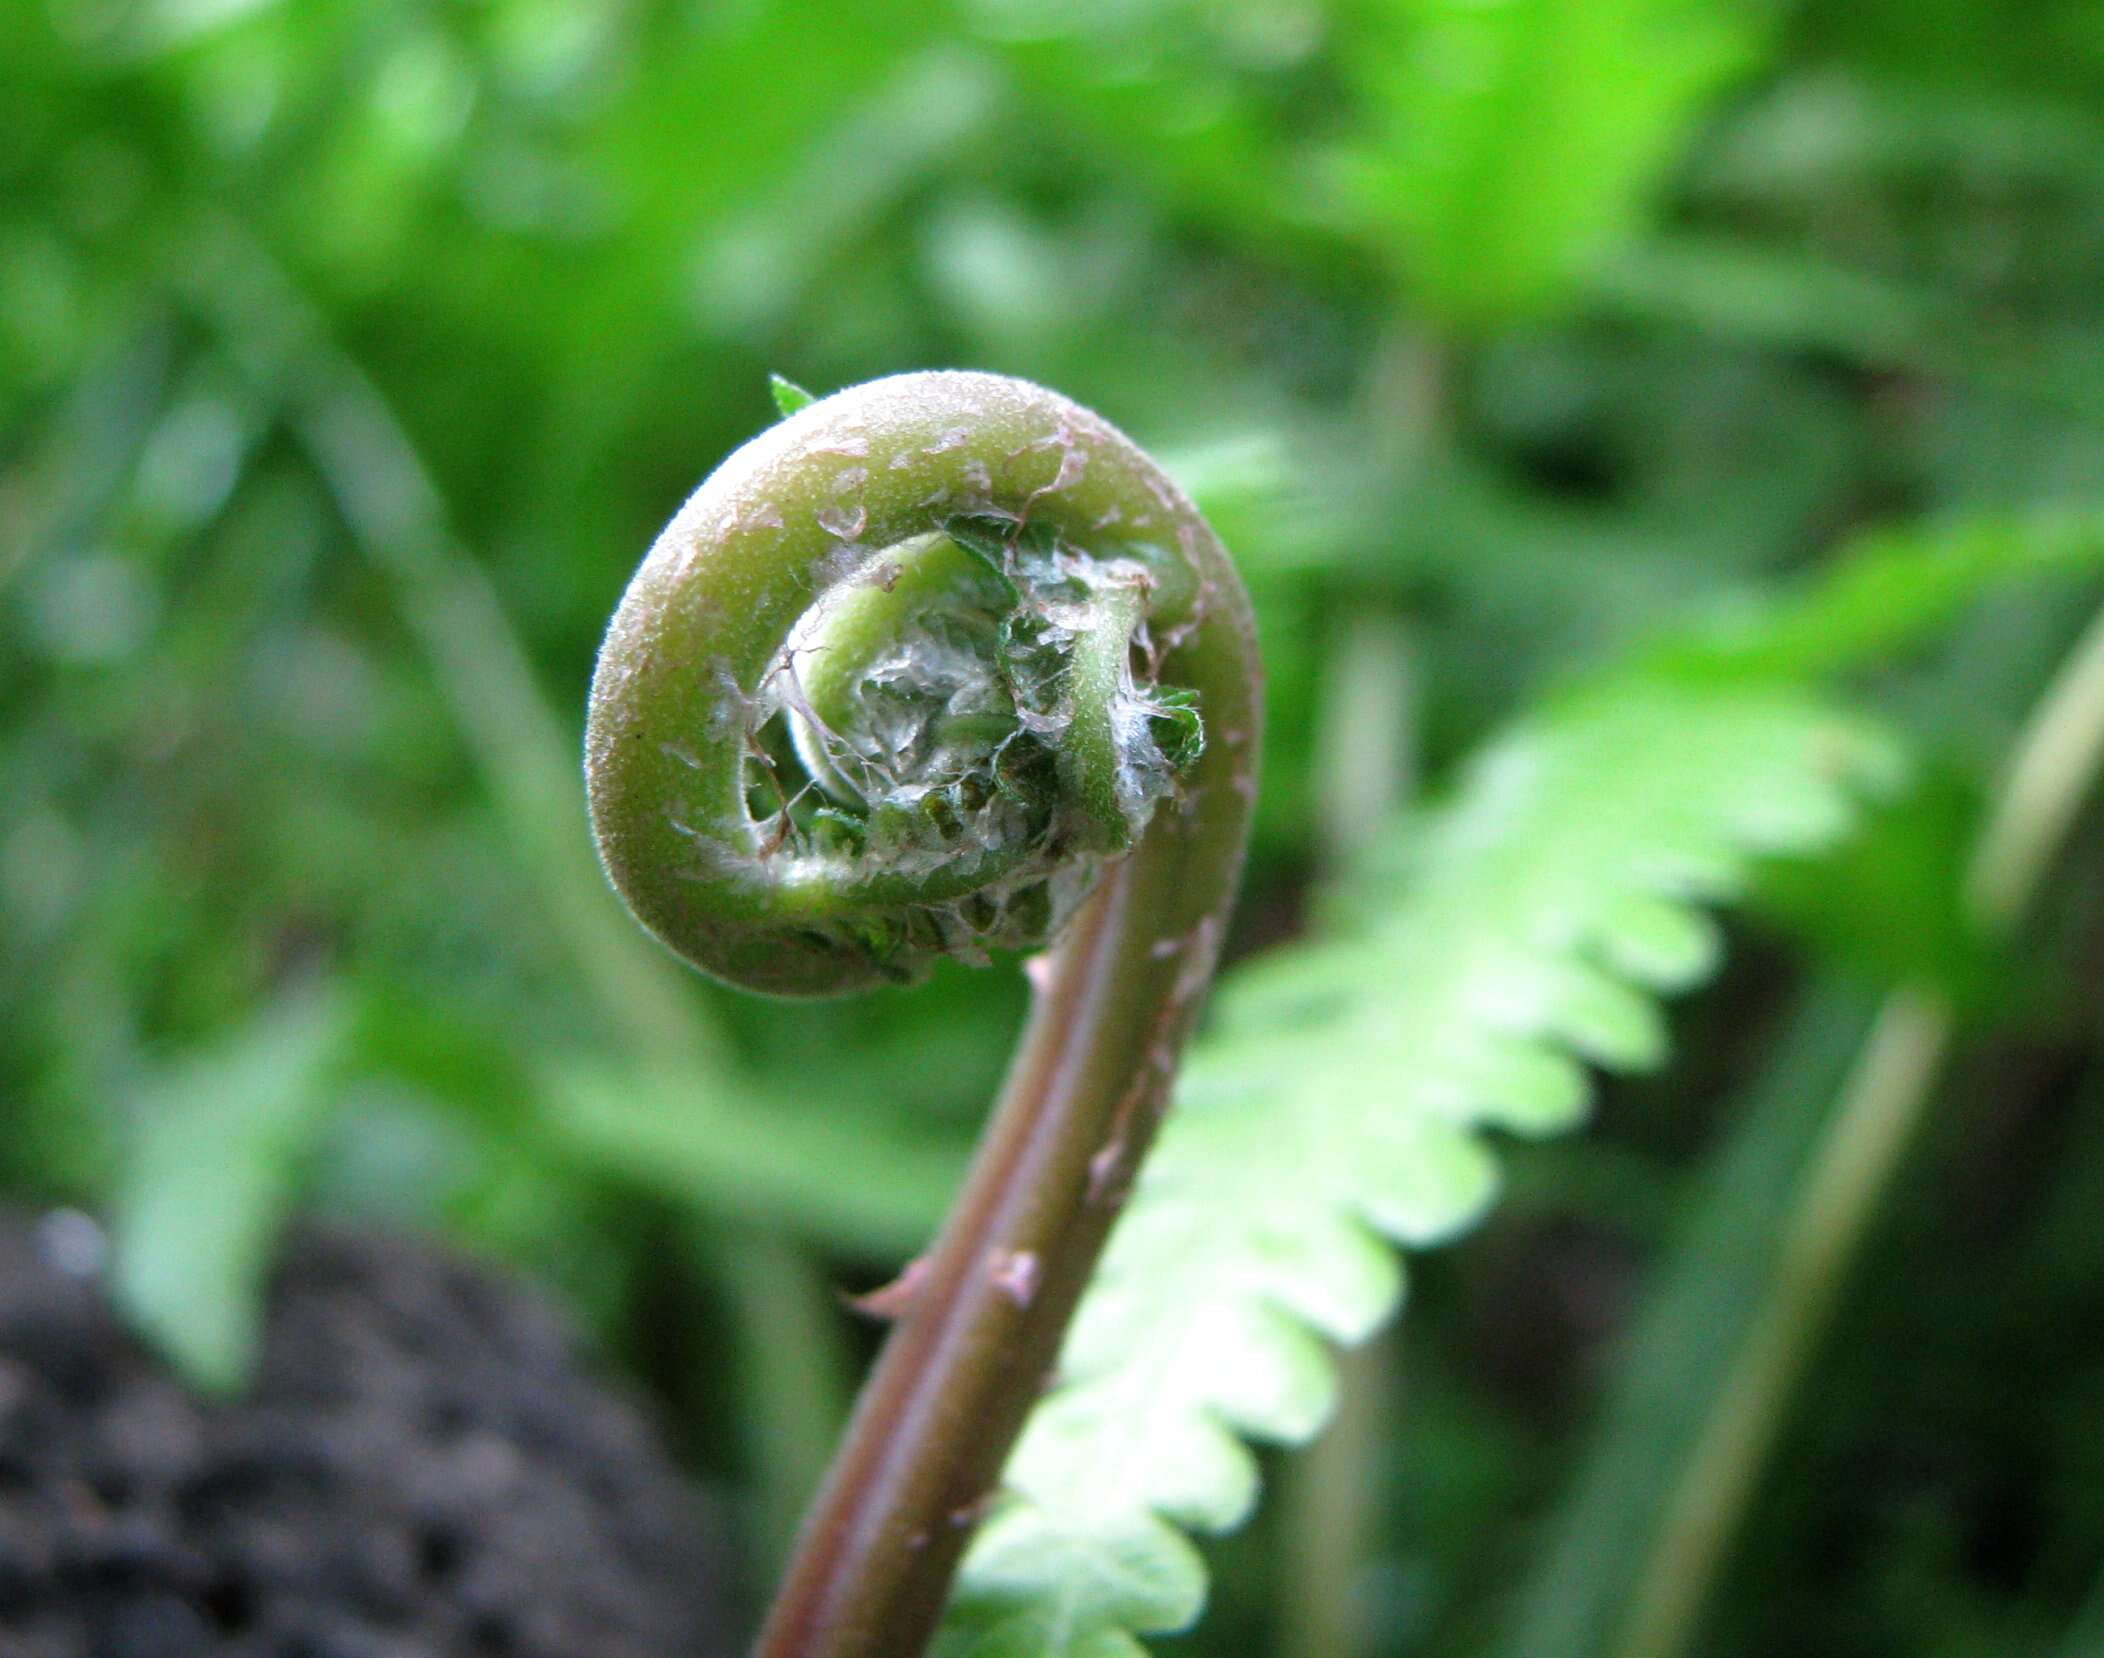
[756, 845, 1240, 1656]
[1616, 600, 2104, 1658]
[584, 372, 1261, 1658]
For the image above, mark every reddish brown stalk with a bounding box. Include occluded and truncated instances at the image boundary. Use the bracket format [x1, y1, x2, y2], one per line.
[755, 819, 1242, 1657]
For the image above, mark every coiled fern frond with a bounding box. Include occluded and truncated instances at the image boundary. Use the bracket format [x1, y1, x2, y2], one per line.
[586, 370, 1249, 997]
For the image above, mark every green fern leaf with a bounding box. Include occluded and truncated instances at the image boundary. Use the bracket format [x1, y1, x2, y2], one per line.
[934, 683, 1898, 1657]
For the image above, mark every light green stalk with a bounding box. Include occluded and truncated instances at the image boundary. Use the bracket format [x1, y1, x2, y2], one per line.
[1619, 600, 2104, 1658]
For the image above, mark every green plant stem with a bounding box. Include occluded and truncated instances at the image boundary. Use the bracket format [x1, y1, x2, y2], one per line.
[1283, 1339, 1401, 1658]
[1964, 604, 2104, 929]
[1616, 599, 2104, 1658]
[1313, 612, 1421, 849]
[1281, 605, 1417, 1658]
[1358, 322, 1456, 480]
[1613, 989, 1949, 1658]
[1277, 319, 1443, 1658]
[1498, 985, 1878, 1658]
[712, 1227, 859, 1575]
[1279, 313, 1441, 1657]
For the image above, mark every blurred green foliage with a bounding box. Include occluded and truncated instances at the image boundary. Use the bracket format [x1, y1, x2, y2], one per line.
[5, 0, 2104, 1653]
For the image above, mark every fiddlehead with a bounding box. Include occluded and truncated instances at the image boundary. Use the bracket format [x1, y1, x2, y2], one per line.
[587, 370, 1232, 998]
[585, 371, 1261, 1658]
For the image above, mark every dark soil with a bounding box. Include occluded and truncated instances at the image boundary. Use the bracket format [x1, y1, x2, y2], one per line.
[0, 1216, 725, 1658]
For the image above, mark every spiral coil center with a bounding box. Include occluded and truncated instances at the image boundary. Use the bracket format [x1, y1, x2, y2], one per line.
[734, 518, 1201, 976]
